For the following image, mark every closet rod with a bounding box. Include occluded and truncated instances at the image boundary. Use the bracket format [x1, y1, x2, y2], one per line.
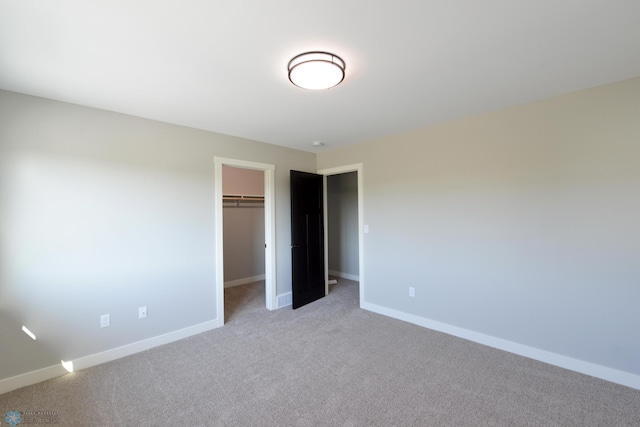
[222, 194, 265, 208]
[222, 194, 264, 201]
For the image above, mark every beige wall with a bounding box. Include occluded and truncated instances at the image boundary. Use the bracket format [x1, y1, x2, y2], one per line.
[317, 76, 640, 377]
[0, 90, 315, 381]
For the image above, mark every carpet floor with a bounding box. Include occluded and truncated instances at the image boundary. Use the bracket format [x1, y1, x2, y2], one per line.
[1, 279, 639, 426]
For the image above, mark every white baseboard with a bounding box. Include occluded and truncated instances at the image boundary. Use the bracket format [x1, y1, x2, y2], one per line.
[277, 292, 292, 308]
[0, 365, 68, 396]
[0, 318, 220, 395]
[224, 274, 265, 288]
[361, 301, 640, 391]
[328, 270, 359, 281]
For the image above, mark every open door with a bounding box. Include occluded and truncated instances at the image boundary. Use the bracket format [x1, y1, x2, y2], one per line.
[290, 170, 325, 309]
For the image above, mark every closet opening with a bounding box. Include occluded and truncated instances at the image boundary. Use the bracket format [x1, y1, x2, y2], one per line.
[320, 164, 364, 308]
[214, 157, 276, 328]
[222, 166, 266, 322]
[326, 171, 359, 287]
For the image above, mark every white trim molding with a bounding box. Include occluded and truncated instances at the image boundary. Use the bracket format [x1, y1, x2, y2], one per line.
[361, 301, 640, 391]
[0, 365, 68, 396]
[0, 319, 220, 395]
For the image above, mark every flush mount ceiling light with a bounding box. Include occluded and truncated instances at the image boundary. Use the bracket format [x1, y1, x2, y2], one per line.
[288, 52, 346, 90]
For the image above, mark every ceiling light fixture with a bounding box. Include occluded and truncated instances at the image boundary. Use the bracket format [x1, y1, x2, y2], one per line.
[288, 52, 346, 90]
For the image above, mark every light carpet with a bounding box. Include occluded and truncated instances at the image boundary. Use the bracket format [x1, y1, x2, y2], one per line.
[1, 279, 639, 426]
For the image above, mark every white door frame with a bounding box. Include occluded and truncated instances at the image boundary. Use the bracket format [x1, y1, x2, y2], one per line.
[318, 163, 364, 308]
[214, 157, 277, 327]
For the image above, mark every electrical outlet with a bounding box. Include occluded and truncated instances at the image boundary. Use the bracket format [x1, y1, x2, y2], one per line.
[138, 306, 147, 319]
[409, 287, 415, 297]
[100, 314, 110, 328]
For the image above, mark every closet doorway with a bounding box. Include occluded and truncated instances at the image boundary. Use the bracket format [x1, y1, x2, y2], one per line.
[223, 166, 265, 321]
[320, 164, 364, 307]
[214, 157, 276, 327]
[327, 171, 359, 283]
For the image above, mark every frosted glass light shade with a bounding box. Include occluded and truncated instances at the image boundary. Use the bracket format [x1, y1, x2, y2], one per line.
[288, 52, 345, 90]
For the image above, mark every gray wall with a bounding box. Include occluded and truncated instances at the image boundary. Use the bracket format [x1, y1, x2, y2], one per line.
[3, 75, 639, 384]
[327, 172, 359, 278]
[223, 206, 265, 282]
[0, 90, 315, 380]
[317, 76, 640, 376]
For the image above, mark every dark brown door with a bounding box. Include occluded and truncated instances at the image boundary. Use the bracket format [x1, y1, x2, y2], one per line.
[290, 170, 325, 309]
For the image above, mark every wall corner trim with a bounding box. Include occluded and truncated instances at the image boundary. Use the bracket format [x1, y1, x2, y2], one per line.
[0, 319, 220, 395]
[360, 301, 640, 391]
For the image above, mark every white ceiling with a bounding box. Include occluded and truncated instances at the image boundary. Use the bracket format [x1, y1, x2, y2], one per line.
[2, 1, 640, 153]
